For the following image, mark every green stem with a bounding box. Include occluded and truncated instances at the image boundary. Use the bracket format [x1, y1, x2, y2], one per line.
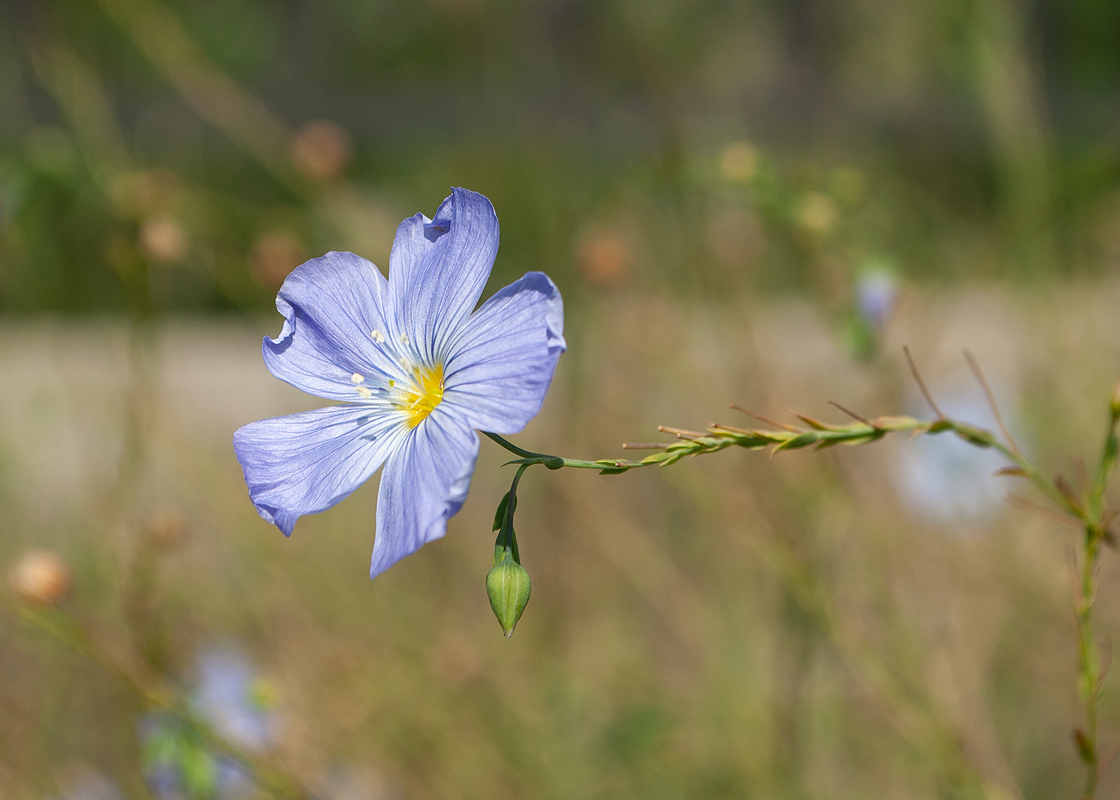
[486, 405, 1120, 794]
[495, 463, 532, 562]
[1075, 407, 1120, 798]
[1078, 525, 1102, 798]
[483, 432, 603, 470]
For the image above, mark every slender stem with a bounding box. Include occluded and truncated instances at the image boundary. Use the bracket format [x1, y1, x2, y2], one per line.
[483, 432, 606, 470]
[1078, 525, 1102, 798]
[495, 463, 532, 561]
[1074, 406, 1120, 798]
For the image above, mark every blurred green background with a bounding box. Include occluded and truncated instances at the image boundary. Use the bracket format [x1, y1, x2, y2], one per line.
[4, 0, 1120, 798]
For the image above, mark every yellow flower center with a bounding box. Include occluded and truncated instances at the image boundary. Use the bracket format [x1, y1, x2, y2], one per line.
[398, 363, 444, 427]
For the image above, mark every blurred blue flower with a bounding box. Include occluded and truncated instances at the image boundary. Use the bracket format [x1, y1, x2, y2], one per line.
[140, 647, 279, 800]
[854, 266, 898, 330]
[193, 647, 277, 752]
[234, 188, 566, 577]
[895, 386, 1017, 525]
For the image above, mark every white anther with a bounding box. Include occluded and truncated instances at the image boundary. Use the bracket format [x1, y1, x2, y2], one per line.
[350, 373, 364, 384]
[371, 329, 385, 344]
[356, 386, 373, 399]
[400, 332, 409, 345]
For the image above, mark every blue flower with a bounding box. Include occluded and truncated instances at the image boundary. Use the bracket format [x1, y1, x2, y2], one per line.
[234, 188, 565, 577]
[894, 385, 1016, 526]
[854, 265, 898, 330]
[193, 647, 277, 752]
[139, 646, 279, 800]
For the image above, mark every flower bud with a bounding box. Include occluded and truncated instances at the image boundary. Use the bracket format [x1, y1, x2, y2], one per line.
[10, 550, 72, 606]
[486, 555, 530, 638]
[1111, 382, 1120, 421]
[138, 216, 189, 263]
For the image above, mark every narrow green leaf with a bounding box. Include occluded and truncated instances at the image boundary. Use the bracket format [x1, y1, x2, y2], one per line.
[772, 432, 819, 452]
[492, 492, 511, 532]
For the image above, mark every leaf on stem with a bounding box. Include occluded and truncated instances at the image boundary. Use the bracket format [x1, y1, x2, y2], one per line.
[492, 492, 511, 532]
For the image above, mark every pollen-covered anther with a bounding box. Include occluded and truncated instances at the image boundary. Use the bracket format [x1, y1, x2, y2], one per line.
[350, 373, 364, 384]
[357, 386, 373, 399]
[400, 332, 409, 345]
[371, 329, 385, 344]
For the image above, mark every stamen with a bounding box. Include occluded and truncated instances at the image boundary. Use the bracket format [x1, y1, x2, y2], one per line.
[357, 386, 373, 399]
[400, 332, 409, 345]
[350, 373, 364, 384]
[389, 361, 445, 428]
[371, 329, 385, 344]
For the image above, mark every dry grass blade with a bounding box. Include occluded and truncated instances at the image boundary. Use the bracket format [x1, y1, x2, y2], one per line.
[1073, 455, 1089, 497]
[903, 345, 944, 419]
[827, 400, 873, 426]
[1054, 474, 1083, 511]
[1005, 494, 1082, 529]
[658, 425, 706, 440]
[963, 349, 1021, 456]
[729, 404, 798, 431]
[709, 422, 756, 435]
[622, 443, 667, 450]
[788, 409, 835, 431]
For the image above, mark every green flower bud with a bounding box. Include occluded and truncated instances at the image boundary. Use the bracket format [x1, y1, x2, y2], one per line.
[486, 553, 531, 638]
[1111, 383, 1120, 421]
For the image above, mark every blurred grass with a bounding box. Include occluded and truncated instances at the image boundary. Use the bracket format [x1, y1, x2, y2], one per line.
[4, 1, 1120, 798]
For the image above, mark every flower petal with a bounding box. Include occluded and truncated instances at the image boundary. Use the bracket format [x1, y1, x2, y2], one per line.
[262, 251, 402, 401]
[441, 272, 565, 434]
[388, 188, 499, 364]
[234, 404, 408, 536]
[370, 409, 480, 578]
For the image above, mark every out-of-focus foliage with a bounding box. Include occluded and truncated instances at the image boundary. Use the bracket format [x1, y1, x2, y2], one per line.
[3, 0, 1120, 317]
[5, 1, 1120, 799]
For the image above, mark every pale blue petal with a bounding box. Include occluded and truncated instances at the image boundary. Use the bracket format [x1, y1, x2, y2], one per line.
[441, 272, 565, 434]
[370, 409, 480, 578]
[388, 188, 499, 365]
[234, 404, 408, 536]
[262, 251, 403, 402]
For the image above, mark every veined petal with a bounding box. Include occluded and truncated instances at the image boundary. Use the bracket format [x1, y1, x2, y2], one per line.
[262, 251, 402, 401]
[370, 409, 480, 578]
[388, 188, 499, 364]
[234, 404, 408, 536]
[442, 272, 565, 434]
